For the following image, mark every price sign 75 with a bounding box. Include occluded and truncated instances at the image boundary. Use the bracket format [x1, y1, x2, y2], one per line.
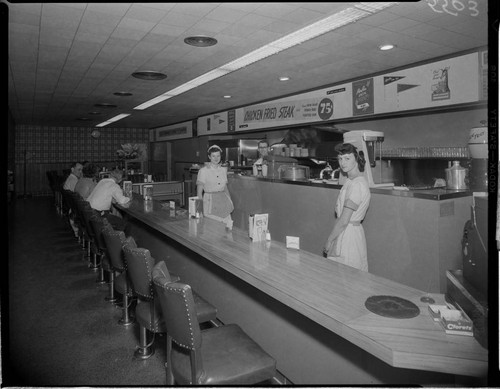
[318, 98, 333, 120]
[426, 0, 480, 17]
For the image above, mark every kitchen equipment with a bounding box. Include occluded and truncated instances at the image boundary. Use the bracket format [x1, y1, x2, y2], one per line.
[445, 160, 468, 190]
[468, 126, 487, 158]
[263, 155, 298, 179]
[208, 139, 260, 167]
[278, 164, 310, 181]
[468, 124, 488, 191]
[319, 164, 333, 180]
[342, 130, 394, 188]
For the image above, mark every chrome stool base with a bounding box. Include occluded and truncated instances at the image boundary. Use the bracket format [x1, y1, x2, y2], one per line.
[134, 346, 154, 359]
[118, 316, 135, 326]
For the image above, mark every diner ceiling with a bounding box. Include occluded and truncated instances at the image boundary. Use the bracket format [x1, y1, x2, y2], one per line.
[6, 1, 489, 130]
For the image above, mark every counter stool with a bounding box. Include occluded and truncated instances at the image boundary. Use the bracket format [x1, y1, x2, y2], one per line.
[153, 279, 276, 385]
[82, 209, 100, 272]
[75, 199, 92, 255]
[102, 229, 135, 325]
[89, 215, 111, 284]
[123, 253, 217, 360]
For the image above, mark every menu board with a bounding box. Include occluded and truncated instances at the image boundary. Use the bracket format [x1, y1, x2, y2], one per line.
[234, 82, 353, 132]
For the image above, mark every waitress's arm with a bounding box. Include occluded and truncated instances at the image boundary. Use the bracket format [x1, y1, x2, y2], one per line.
[324, 206, 354, 255]
[196, 183, 204, 199]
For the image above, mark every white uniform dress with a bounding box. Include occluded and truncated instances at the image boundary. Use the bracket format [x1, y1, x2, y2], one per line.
[328, 176, 371, 271]
[197, 164, 233, 223]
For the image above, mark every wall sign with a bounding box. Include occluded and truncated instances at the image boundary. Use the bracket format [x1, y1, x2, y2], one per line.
[352, 78, 374, 116]
[154, 121, 193, 141]
[197, 111, 229, 135]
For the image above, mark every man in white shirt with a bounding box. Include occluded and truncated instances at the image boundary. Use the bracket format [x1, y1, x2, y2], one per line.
[63, 162, 83, 191]
[63, 162, 83, 237]
[254, 140, 269, 166]
[87, 168, 131, 233]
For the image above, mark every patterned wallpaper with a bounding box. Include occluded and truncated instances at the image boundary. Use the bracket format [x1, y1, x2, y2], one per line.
[15, 125, 149, 164]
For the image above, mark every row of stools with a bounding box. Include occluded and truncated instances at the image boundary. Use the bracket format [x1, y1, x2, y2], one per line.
[59, 189, 278, 385]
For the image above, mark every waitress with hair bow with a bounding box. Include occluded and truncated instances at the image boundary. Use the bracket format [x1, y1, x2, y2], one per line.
[196, 144, 234, 228]
[323, 143, 371, 271]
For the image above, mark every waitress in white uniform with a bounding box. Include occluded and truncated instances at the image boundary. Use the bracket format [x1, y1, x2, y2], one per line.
[323, 143, 371, 271]
[197, 145, 234, 226]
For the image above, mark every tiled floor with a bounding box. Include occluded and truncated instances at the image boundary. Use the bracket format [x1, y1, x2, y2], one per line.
[5, 197, 168, 386]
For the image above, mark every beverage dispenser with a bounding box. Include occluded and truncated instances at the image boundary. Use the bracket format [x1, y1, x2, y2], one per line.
[341, 130, 394, 187]
[467, 123, 488, 191]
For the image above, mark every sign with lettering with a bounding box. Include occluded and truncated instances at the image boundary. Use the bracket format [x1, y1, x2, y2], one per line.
[352, 78, 374, 116]
[375, 52, 480, 112]
[234, 84, 352, 132]
[155, 121, 193, 141]
[197, 111, 229, 135]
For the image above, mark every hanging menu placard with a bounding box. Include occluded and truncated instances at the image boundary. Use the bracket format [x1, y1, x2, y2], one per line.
[235, 83, 352, 132]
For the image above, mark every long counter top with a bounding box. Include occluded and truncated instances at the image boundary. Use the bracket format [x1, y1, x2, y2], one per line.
[231, 174, 472, 200]
[115, 195, 487, 379]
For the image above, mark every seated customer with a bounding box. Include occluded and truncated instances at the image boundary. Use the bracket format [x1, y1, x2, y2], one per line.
[63, 161, 83, 191]
[74, 163, 99, 200]
[87, 168, 131, 234]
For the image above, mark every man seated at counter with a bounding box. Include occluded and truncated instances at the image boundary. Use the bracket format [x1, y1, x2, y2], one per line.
[74, 163, 99, 200]
[63, 161, 83, 191]
[323, 143, 371, 272]
[197, 145, 234, 227]
[63, 161, 83, 237]
[87, 168, 131, 234]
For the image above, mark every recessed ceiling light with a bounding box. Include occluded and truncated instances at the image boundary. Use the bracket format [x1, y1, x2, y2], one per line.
[184, 35, 218, 47]
[77, 117, 91, 121]
[114, 91, 133, 96]
[94, 103, 117, 108]
[88, 111, 101, 115]
[132, 71, 167, 80]
[223, 95, 232, 99]
[379, 44, 395, 51]
[279, 76, 290, 81]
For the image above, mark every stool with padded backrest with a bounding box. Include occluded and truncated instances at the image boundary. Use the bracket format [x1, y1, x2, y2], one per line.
[72, 196, 87, 249]
[152, 277, 276, 385]
[101, 228, 135, 325]
[78, 202, 99, 267]
[75, 198, 93, 256]
[88, 214, 112, 284]
[124, 249, 217, 359]
[81, 208, 100, 272]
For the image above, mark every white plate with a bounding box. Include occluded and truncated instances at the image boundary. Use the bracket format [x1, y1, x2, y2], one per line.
[324, 179, 339, 185]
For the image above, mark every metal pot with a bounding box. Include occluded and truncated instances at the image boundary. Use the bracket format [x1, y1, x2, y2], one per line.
[445, 161, 468, 190]
[278, 165, 310, 181]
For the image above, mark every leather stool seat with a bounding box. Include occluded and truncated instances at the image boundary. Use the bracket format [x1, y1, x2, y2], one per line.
[171, 323, 276, 385]
[153, 280, 276, 385]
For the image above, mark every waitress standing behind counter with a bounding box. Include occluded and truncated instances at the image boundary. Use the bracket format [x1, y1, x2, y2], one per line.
[197, 145, 234, 227]
[324, 143, 371, 271]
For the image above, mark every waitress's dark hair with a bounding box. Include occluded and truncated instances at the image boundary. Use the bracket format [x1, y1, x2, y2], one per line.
[335, 143, 366, 172]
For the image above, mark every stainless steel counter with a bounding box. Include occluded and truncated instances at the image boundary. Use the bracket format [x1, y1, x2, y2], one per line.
[231, 174, 471, 200]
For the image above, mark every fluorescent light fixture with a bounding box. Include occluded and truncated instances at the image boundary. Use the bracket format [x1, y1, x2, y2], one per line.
[95, 113, 131, 127]
[379, 44, 395, 51]
[279, 76, 290, 81]
[135, 2, 399, 110]
[355, 2, 398, 12]
[223, 95, 232, 98]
